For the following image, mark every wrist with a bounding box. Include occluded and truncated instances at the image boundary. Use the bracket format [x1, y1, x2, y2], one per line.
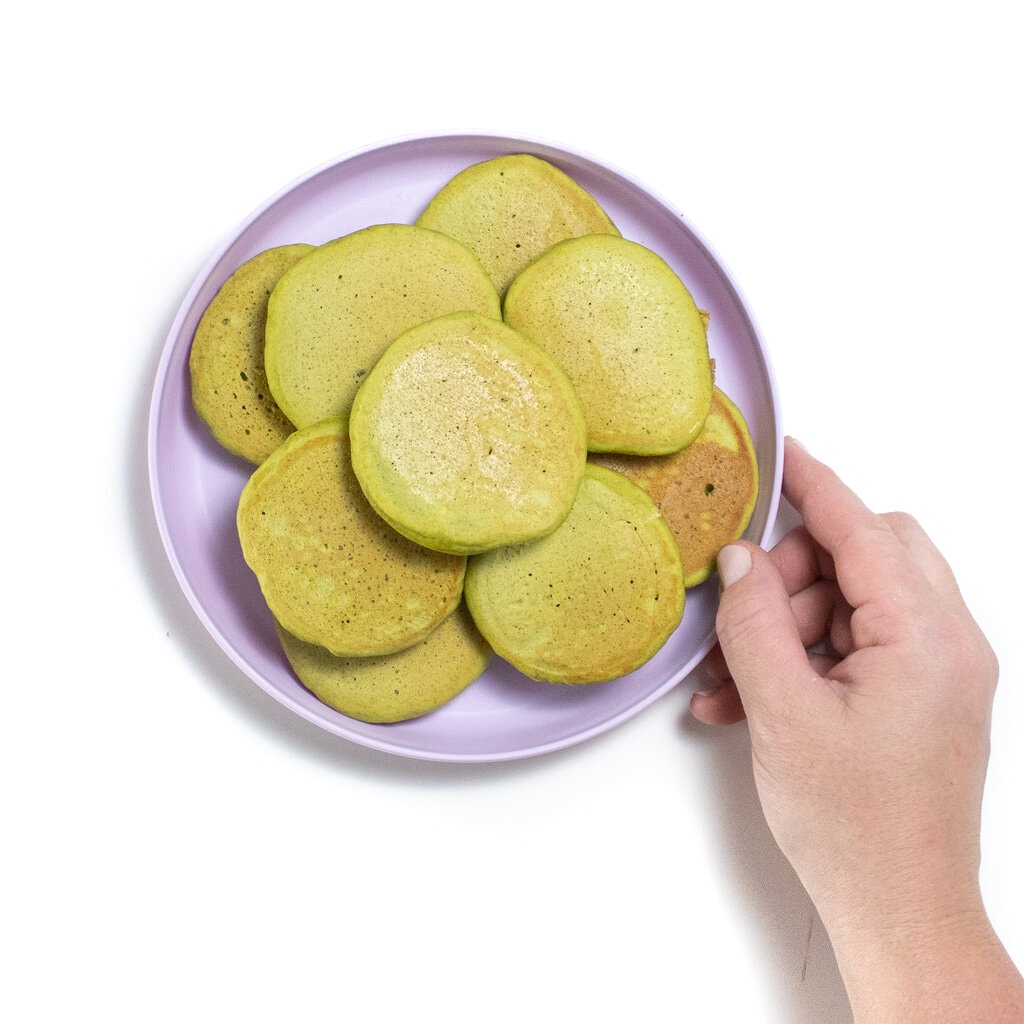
[828, 905, 1024, 1023]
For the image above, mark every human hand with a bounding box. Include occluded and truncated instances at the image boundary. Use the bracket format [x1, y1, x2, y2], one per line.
[691, 438, 1023, 1021]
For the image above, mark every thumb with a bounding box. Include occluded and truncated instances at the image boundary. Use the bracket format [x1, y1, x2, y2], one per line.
[715, 543, 818, 721]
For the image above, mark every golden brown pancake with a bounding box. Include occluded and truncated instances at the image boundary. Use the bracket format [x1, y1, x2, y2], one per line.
[415, 154, 619, 296]
[464, 464, 684, 683]
[349, 310, 588, 555]
[264, 224, 501, 428]
[189, 244, 312, 463]
[591, 387, 758, 587]
[503, 234, 713, 455]
[276, 602, 492, 724]
[237, 417, 465, 657]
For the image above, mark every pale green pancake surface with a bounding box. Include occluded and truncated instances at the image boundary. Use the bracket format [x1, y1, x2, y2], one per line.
[415, 154, 619, 297]
[503, 234, 713, 455]
[276, 603, 492, 724]
[264, 224, 501, 428]
[464, 464, 685, 684]
[592, 386, 759, 588]
[237, 417, 465, 657]
[349, 310, 588, 555]
[189, 244, 312, 463]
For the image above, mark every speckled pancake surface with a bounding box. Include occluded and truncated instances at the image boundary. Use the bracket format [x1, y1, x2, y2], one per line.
[264, 224, 501, 429]
[276, 603, 492, 724]
[592, 387, 759, 587]
[237, 417, 465, 657]
[503, 234, 713, 455]
[189, 244, 312, 463]
[463, 464, 685, 684]
[349, 310, 588, 555]
[415, 154, 619, 297]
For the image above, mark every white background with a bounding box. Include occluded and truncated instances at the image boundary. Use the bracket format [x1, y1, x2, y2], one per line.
[5, 2, 1021, 1021]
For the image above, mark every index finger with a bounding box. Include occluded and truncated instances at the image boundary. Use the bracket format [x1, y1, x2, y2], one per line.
[781, 438, 921, 615]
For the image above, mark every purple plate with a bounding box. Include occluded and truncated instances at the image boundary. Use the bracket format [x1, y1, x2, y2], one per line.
[148, 132, 782, 762]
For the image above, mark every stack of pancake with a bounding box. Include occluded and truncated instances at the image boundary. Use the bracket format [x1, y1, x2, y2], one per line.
[189, 153, 759, 722]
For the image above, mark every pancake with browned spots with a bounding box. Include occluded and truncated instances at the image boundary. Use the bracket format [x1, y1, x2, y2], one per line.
[591, 387, 758, 587]
[189, 244, 312, 463]
[237, 417, 465, 657]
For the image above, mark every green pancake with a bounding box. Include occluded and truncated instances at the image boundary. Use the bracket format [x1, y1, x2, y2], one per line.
[503, 234, 713, 455]
[237, 417, 465, 657]
[349, 310, 588, 556]
[415, 154, 619, 297]
[264, 224, 501, 428]
[189, 244, 312, 463]
[464, 464, 685, 683]
[276, 602, 492, 724]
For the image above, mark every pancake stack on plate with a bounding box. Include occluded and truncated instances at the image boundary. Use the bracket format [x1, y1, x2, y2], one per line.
[189, 153, 760, 723]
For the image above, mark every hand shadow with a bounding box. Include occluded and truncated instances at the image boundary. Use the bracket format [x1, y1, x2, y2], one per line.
[677, 497, 853, 1023]
[680, 701, 853, 1022]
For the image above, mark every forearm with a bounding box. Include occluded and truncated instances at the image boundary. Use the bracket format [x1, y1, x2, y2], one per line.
[830, 911, 1024, 1023]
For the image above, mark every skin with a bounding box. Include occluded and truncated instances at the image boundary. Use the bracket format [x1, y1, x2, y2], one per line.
[692, 437, 1024, 1023]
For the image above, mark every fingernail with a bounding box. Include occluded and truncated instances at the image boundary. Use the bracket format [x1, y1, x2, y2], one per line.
[717, 544, 752, 588]
[693, 686, 721, 699]
[786, 435, 808, 453]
